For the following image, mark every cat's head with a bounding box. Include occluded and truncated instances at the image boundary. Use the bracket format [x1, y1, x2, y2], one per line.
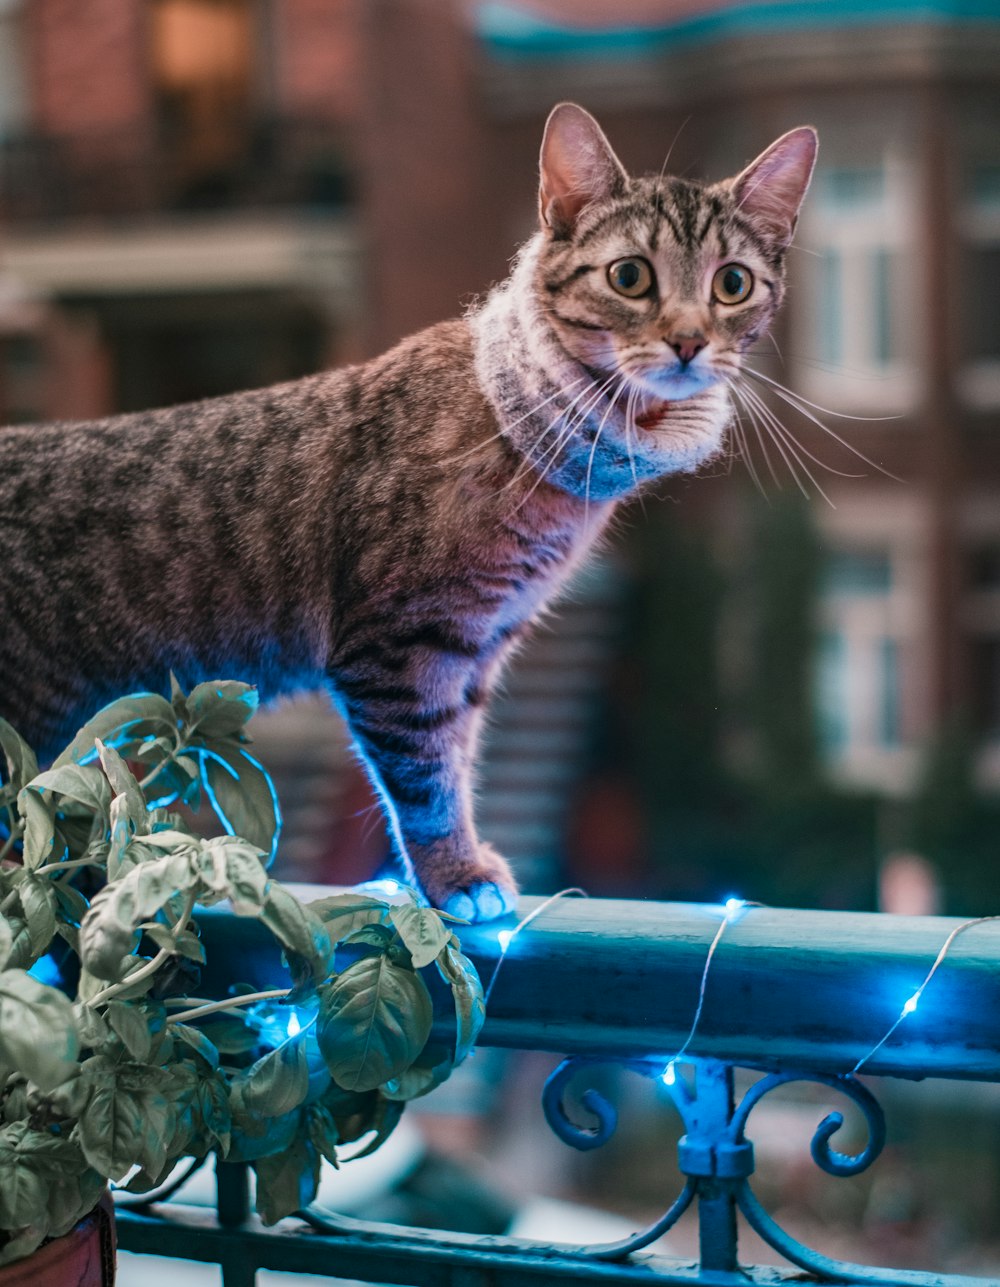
[534, 103, 816, 476]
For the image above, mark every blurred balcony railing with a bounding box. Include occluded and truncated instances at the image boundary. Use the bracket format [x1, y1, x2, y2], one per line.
[0, 117, 352, 224]
[115, 893, 1000, 1286]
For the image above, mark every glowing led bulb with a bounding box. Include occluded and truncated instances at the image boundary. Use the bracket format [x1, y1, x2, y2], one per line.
[497, 929, 514, 952]
[902, 992, 920, 1016]
[661, 1062, 677, 1086]
[724, 897, 745, 919]
[285, 1011, 302, 1038]
[362, 878, 400, 895]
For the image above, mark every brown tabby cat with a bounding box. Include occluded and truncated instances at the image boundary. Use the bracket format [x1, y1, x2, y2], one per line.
[0, 104, 816, 920]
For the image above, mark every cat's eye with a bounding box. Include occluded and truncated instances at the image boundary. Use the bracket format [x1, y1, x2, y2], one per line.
[607, 257, 654, 299]
[712, 263, 754, 305]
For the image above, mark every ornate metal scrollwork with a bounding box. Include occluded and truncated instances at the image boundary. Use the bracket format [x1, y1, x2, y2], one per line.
[729, 1069, 887, 1178]
[541, 1056, 697, 1259]
[540, 1054, 904, 1278]
[541, 1055, 621, 1150]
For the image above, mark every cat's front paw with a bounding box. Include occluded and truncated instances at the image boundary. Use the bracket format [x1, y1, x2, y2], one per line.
[442, 880, 517, 922]
[422, 844, 519, 923]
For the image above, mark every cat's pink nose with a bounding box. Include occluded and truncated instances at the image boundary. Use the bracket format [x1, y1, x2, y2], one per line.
[668, 334, 707, 365]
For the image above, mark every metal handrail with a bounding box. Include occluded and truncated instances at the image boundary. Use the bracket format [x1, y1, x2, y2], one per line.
[113, 891, 1000, 1286]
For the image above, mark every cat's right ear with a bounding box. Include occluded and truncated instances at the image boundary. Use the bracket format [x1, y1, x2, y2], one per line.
[539, 103, 628, 238]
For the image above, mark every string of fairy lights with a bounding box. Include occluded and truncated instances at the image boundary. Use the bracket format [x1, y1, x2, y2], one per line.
[481, 890, 1000, 1083]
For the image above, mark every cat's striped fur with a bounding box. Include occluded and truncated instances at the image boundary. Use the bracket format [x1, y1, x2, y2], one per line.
[0, 105, 815, 920]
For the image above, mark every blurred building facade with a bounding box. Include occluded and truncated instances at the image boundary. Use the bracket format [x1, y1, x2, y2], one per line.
[3, 0, 1000, 906]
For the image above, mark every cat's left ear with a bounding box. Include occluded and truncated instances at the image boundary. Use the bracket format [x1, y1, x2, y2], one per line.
[732, 126, 818, 247]
[539, 102, 628, 238]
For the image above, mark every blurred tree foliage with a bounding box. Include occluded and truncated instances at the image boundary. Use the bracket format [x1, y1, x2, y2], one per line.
[744, 491, 822, 800]
[578, 490, 1000, 914]
[905, 721, 1000, 916]
[588, 493, 880, 911]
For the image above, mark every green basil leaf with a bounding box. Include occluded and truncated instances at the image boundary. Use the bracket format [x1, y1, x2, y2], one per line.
[96, 740, 148, 836]
[261, 883, 334, 981]
[0, 719, 38, 795]
[185, 681, 259, 739]
[253, 1136, 319, 1225]
[241, 1038, 309, 1118]
[197, 745, 280, 863]
[80, 851, 197, 978]
[17, 789, 56, 872]
[317, 955, 433, 1093]
[0, 1128, 50, 1228]
[436, 944, 485, 1064]
[105, 1000, 152, 1062]
[389, 903, 451, 969]
[25, 764, 111, 817]
[53, 693, 178, 769]
[19, 877, 56, 956]
[0, 969, 78, 1090]
[172, 1022, 220, 1071]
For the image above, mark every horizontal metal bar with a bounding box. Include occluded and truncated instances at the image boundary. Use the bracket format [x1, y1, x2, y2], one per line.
[197, 892, 1000, 1082]
[113, 1203, 817, 1286]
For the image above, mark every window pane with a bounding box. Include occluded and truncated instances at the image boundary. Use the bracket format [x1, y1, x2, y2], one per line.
[816, 630, 849, 754]
[968, 164, 1000, 208]
[879, 637, 901, 746]
[824, 550, 892, 595]
[872, 247, 892, 366]
[819, 249, 842, 366]
[822, 167, 885, 208]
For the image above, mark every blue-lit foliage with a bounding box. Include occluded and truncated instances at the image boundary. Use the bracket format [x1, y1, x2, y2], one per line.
[0, 681, 484, 1266]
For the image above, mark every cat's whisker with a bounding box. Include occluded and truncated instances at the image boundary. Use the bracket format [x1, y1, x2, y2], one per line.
[454, 376, 589, 464]
[741, 368, 904, 482]
[743, 365, 901, 422]
[508, 372, 621, 511]
[622, 383, 652, 516]
[541, 372, 624, 493]
[583, 376, 630, 522]
[735, 380, 836, 505]
[655, 115, 692, 201]
[737, 380, 865, 480]
[729, 382, 782, 490]
[734, 382, 811, 499]
[761, 415, 836, 507]
[623, 385, 640, 492]
[500, 374, 609, 495]
[530, 371, 619, 474]
[726, 386, 770, 499]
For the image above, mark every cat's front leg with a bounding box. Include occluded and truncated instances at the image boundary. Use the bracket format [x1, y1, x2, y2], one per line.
[334, 675, 518, 922]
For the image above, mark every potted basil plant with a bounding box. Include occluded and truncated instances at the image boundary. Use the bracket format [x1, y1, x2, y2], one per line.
[0, 679, 484, 1278]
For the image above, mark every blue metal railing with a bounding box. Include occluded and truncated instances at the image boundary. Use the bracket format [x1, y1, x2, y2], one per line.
[114, 892, 1000, 1286]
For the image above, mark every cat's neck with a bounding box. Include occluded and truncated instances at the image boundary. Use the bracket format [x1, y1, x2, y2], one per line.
[470, 236, 649, 503]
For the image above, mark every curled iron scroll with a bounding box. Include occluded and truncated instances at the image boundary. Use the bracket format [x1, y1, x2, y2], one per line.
[729, 1071, 886, 1177]
[541, 1055, 700, 1260]
[730, 1071, 895, 1281]
[541, 1056, 620, 1151]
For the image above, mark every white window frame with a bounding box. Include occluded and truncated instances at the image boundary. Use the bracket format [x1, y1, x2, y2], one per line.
[957, 173, 1000, 410]
[814, 497, 926, 795]
[794, 152, 919, 415]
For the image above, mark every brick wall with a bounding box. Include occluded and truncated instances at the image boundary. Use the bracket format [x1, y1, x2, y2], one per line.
[273, 0, 360, 124]
[26, 0, 151, 137]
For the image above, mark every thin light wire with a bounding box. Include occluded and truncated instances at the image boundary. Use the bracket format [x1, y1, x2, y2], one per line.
[852, 913, 1000, 1074]
[483, 887, 589, 1006]
[666, 900, 764, 1071]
